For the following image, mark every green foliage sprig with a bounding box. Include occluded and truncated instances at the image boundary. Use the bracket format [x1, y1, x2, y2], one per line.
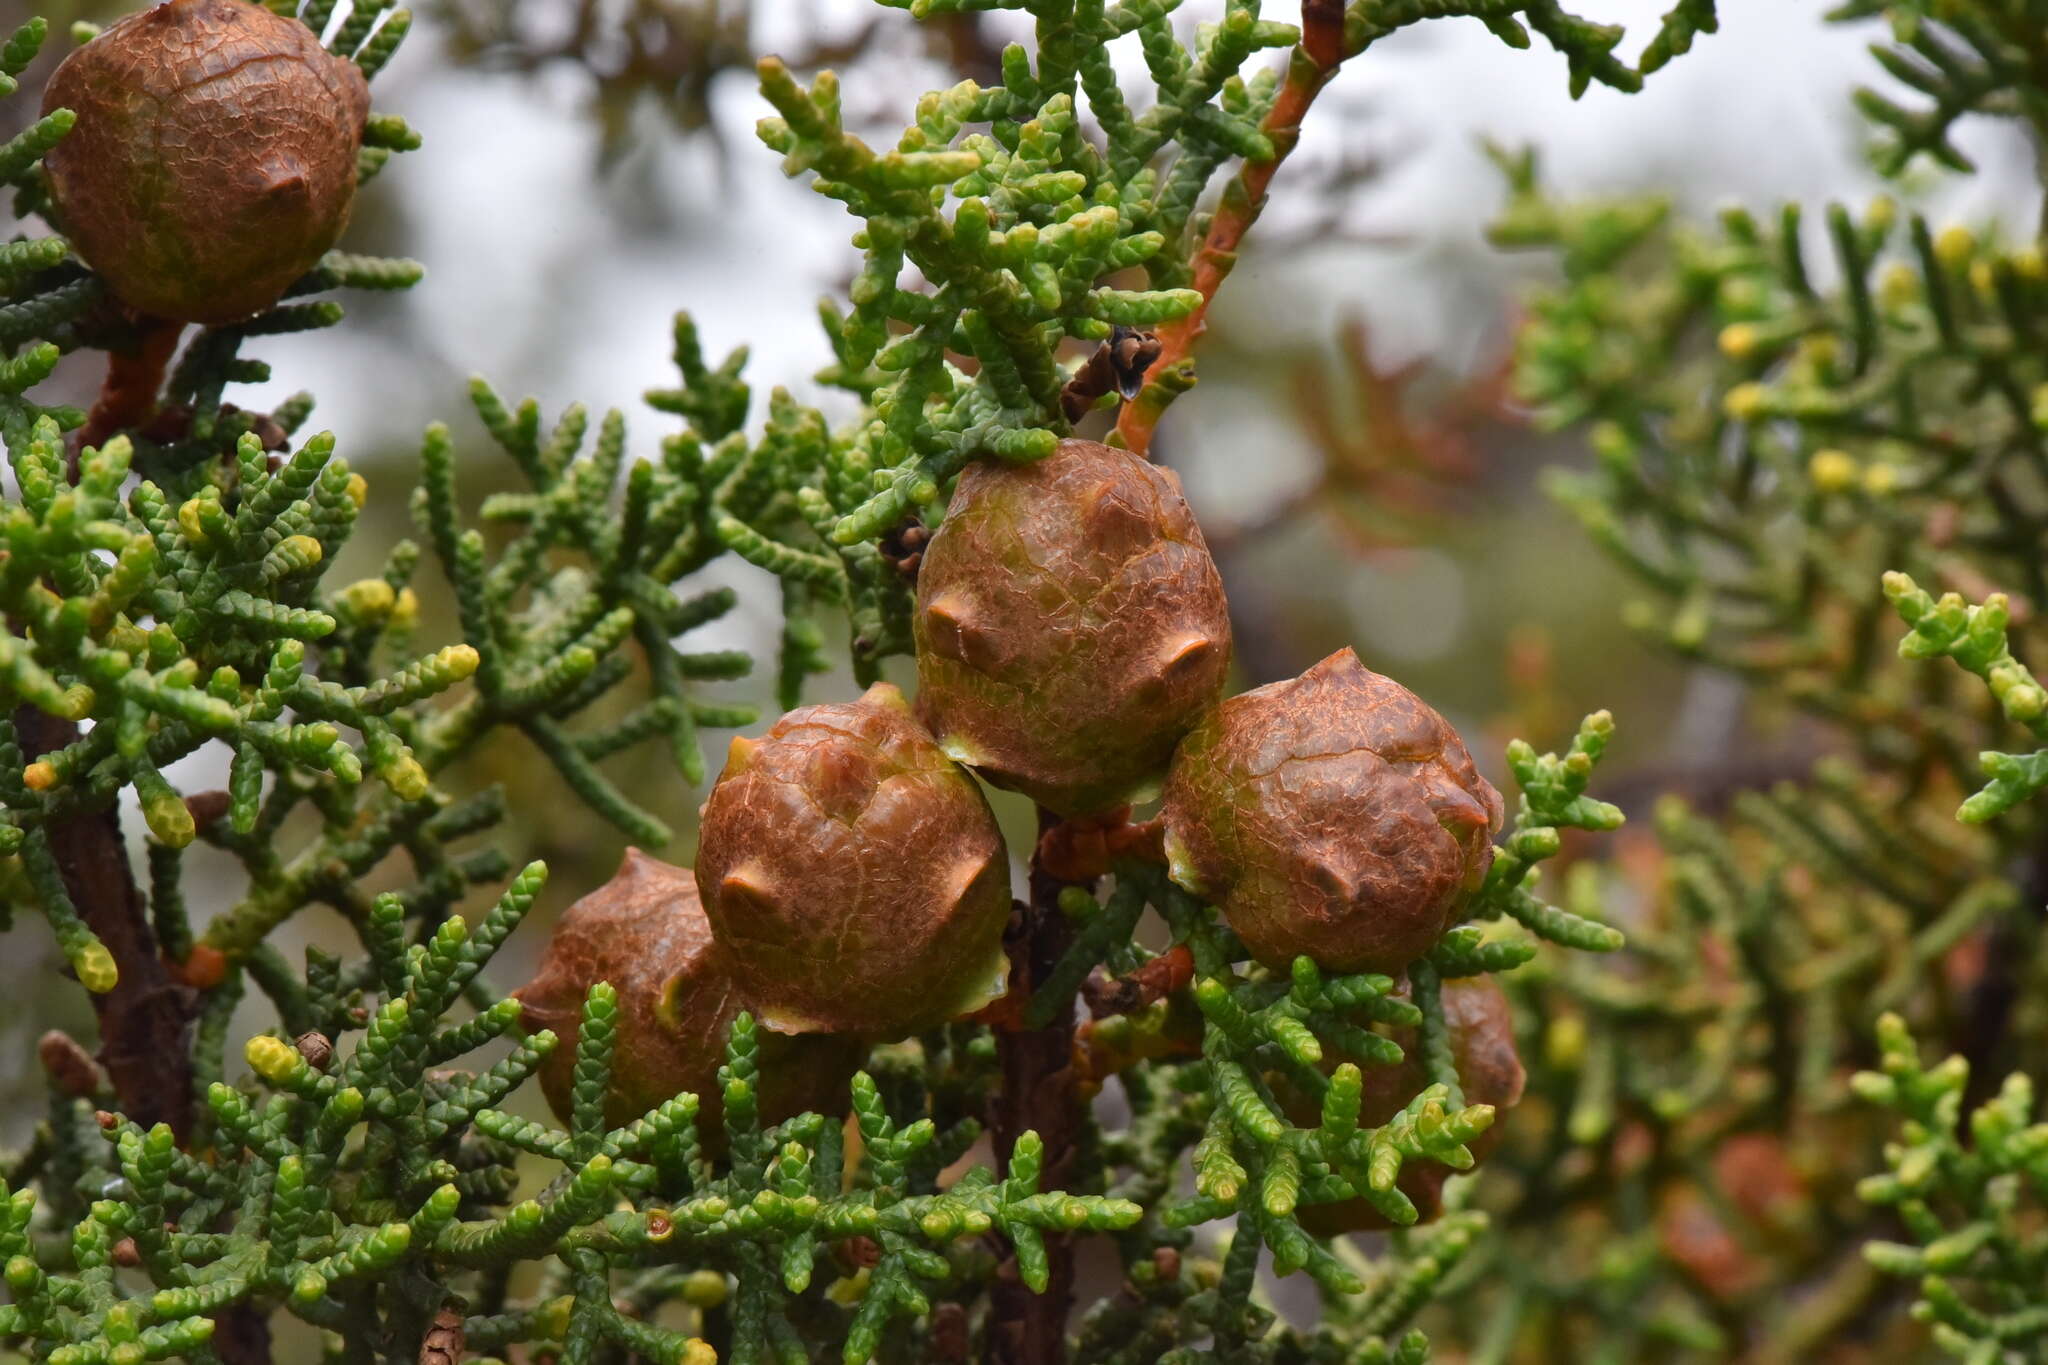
[1476, 2, 2048, 1356]
[1886, 574, 2048, 822]
[1857, 1013, 2048, 1363]
[1831, 0, 2048, 177]
[0, 861, 1147, 1365]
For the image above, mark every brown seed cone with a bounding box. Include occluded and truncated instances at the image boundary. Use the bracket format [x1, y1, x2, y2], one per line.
[694, 682, 1013, 1039]
[42, 0, 369, 325]
[1283, 975, 1525, 1233]
[912, 438, 1232, 816]
[513, 848, 860, 1136]
[1161, 647, 1502, 974]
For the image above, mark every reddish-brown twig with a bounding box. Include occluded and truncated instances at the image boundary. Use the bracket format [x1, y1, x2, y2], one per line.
[1114, 0, 1349, 457]
[75, 315, 182, 455]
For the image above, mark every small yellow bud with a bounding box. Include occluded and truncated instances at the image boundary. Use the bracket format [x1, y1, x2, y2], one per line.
[531, 1297, 573, 1340]
[1865, 194, 1897, 232]
[1717, 323, 1760, 360]
[275, 534, 323, 570]
[2016, 246, 2046, 279]
[1808, 448, 1860, 494]
[22, 761, 57, 791]
[390, 587, 419, 630]
[335, 578, 396, 622]
[1935, 224, 1976, 267]
[75, 942, 118, 994]
[345, 472, 368, 508]
[141, 790, 195, 849]
[245, 1034, 304, 1085]
[1546, 1012, 1587, 1068]
[381, 755, 430, 802]
[1970, 260, 1995, 297]
[1723, 382, 1769, 421]
[177, 499, 212, 545]
[681, 1269, 729, 1308]
[1862, 462, 1899, 497]
[1590, 421, 1633, 464]
[1798, 333, 1839, 369]
[1878, 263, 1917, 307]
[827, 1270, 871, 1306]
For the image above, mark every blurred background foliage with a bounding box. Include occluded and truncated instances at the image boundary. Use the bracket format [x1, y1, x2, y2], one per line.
[10, 0, 2048, 1359]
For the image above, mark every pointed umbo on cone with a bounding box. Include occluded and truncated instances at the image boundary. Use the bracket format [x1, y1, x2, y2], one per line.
[694, 683, 1013, 1040]
[42, 0, 370, 324]
[913, 438, 1232, 817]
[1161, 647, 1502, 974]
[514, 848, 861, 1137]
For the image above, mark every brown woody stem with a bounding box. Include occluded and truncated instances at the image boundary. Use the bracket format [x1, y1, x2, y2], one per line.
[1114, 0, 1349, 457]
[989, 807, 1089, 1365]
[76, 314, 183, 456]
[13, 710, 271, 1363]
[14, 707, 195, 1138]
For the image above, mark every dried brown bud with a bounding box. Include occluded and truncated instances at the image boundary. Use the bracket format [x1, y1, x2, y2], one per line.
[835, 1234, 883, 1271]
[927, 1301, 971, 1362]
[1286, 975, 1525, 1233]
[514, 848, 860, 1135]
[417, 1305, 465, 1365]
[38, 1029, 104, 1099]
[111, 1238, 142, 1268]
[293, 1031, 333, 1071]
[182, 789, 232, 834]
[42, 0, 370, 324]
[913, 438, 1232, 816]
[1161, 648, 1502, 973]
[695, 682, 1013, 1038]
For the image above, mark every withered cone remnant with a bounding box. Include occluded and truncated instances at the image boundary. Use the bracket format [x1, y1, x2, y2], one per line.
[1287, 975, 1525, 1232]
[1161, 647, 1502, 974]
[695, 682, 1013, 1039]
[913, 437, 1232, 816]
[513, 848, 859, 1135]
[42, 0, 370, 324]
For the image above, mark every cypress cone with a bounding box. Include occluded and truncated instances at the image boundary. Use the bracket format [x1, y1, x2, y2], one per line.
[1161, 647, 1502, 974]
[1284, 975, 1525, 1232]
[694, 682, 1013, 1039]
[513, 848, 860, 1135]
[41, 0, 370, 324]
[912, 437, 1232, 816]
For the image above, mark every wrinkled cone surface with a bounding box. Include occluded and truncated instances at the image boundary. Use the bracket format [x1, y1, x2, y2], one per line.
[695, 683, 1013, 1039]
[1162, 647, 1502, 973]
[43, 0, 368, 324]
[515, 847, 859, 1136]
[915, 438, 1232, 817]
